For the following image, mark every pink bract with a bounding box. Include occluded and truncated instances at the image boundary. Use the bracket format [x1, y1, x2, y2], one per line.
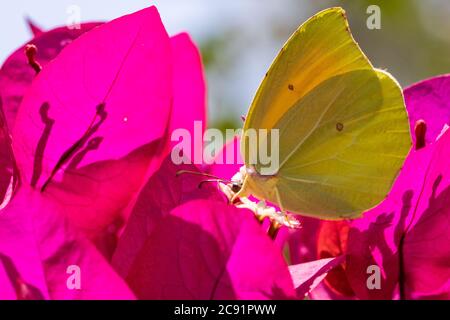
[13, 7, 172, 188]
[346, 129, 450, 299]
[126, 200, 296, 299]
[0, 23, 102, 130]
[0, 22, 102, 207]
[0, 5, 211, 300]
[404, 74, 450, 144]
[112, 157, 224, 277]
[7, 7, 175, 257]
[289, 256, 346, 299]
[0, 185, 134, 300]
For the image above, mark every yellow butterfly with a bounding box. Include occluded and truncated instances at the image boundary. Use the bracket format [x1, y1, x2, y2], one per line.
[235, 7, 411, 220]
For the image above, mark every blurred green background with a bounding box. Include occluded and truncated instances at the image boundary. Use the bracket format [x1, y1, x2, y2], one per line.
[2, 0, 450, 131]
[199, 0, 450, 131]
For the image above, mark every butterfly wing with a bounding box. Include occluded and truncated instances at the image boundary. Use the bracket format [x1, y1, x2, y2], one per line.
[241, 8, 411, 219]
[242, 7, 372, 138]
[248, 69, 410, 219]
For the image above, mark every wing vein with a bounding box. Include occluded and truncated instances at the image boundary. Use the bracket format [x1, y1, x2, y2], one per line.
[278, 85, 345, 169]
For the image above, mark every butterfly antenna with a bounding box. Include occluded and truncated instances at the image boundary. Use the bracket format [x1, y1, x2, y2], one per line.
[198, 179, 232, 189]
[176, 170, 223, 180]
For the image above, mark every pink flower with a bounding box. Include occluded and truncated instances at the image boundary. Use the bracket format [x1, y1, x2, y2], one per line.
[0, 6, 206, 299]
[113, 154, 342, 299]
[126, 199, 296, 299]
[0, 184, 134, 299]
[0, 22, 102, 130]
[404, 74, 450, 146]
[343, 76, 450, 300]
[296, 75, 450, 300]
[289, 218, 354, 299]
[0, 5, 377, 300]
[0, 21, 102, 210]
[346, 126, 450, 299]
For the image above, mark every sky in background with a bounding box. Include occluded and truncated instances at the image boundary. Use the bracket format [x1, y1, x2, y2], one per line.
[2, 1, 450, 126]
[0, 0, 230, 62]
[0, 0, 312, 123]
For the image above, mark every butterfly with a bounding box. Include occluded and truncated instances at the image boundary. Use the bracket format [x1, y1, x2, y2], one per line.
[233, 7, 411, 220]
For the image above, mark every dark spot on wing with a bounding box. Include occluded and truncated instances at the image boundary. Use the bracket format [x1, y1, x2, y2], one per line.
[288, 84, 294, 91]
[336, 123, 344, 132]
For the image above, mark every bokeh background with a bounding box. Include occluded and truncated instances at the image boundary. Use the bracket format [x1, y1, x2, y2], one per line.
[1, 0, 450, 130]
